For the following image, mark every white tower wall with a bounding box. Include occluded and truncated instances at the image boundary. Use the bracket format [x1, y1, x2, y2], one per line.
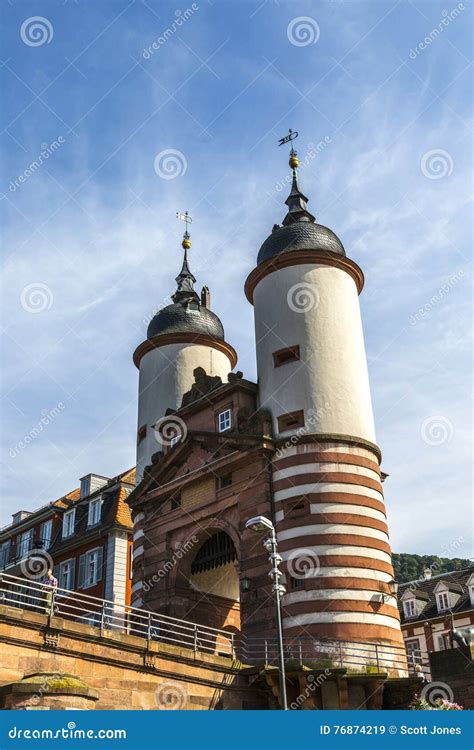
[253, 263, 376, 443]
[136, 342, 232, 481]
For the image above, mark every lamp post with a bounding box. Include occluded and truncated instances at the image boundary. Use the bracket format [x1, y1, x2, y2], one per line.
[380, 579, 399, 604]
[245, 515, 288, 710]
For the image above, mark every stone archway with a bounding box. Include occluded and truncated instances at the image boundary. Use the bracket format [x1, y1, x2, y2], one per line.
[171, 521, 241, 633]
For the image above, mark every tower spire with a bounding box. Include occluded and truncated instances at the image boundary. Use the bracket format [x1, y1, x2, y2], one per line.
[173, 211, 199, 304]
[278, 129, 315, 226]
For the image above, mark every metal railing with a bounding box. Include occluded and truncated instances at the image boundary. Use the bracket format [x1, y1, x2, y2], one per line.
[0, 573, 236, 658]
[0, 573, 420, 672]
[237, 635, 412, 673]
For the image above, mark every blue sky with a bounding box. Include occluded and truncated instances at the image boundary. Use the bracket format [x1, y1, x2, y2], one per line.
[0, 0, 472, 558]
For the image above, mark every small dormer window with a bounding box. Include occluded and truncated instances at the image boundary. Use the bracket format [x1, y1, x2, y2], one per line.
[403, 598, 416, 618]
[437, 591, 450, 612]
[88, 497, 102, 527]
[170, 433, 182, 447]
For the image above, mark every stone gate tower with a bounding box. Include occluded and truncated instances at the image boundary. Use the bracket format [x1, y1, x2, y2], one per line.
[133, 230, 237, 483]
[244, 144, 404, 658]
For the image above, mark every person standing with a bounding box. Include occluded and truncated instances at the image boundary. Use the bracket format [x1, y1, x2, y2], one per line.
[42, 568, 58, 615]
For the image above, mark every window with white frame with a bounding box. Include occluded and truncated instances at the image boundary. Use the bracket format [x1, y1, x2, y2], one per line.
[170, 433, 182, 447]
[467, 576, 474, 607]
[17, 529, 33, 558]
[403, 598, 416, 618]
[40, 519, 52, 549]
[437, 591, 450, 611]
[436, 633, 450, 651]
[405, 639, 421, 665]
[218, 409, 232, 432]
[87, 497, 102, 527]
[59, 558, 75, 591]
[79, 547, 103, 589]
[62, 509, 75, 539]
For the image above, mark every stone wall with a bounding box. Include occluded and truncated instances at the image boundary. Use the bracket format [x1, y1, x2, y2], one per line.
[429, 645, 474, 710]
[0, 605, 267, 711]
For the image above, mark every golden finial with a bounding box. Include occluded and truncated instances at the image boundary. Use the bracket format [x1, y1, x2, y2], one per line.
[289, 148, 299, 170]
[176, 210, 192, 250]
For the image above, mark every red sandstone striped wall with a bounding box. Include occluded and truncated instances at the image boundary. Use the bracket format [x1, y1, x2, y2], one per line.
[273, 441, 404, 648]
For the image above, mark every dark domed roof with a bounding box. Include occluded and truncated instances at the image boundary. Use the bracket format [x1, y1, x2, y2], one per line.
[257, 221, 345, 265]
[147, 302, 224, 340]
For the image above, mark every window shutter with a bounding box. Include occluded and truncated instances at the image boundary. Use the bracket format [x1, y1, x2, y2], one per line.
[78, 554, 85, 588]
[96, 547, 103, 583]
[69, 558, 76, 590]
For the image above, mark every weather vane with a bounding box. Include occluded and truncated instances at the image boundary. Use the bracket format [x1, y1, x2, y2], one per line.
[278, 128, 298, 148]
[278, 129, 299, 170]
[176, 210, 192, 250]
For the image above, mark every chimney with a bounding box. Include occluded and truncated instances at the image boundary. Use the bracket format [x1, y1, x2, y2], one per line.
[201, 286, 211, 308]
[423, 567, 432, 580]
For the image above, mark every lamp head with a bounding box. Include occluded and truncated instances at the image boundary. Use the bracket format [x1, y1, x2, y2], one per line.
[245, 516, 274, 534]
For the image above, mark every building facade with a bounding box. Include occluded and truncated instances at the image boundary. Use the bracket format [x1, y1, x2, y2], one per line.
[128, 144, 407, 677]
[398, 567, 474, 674]
[0, 470, 135, 611]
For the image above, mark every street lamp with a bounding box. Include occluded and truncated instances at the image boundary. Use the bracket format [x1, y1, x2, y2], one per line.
[380, 579, 399, 603]
[245, 515, 288, 711]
